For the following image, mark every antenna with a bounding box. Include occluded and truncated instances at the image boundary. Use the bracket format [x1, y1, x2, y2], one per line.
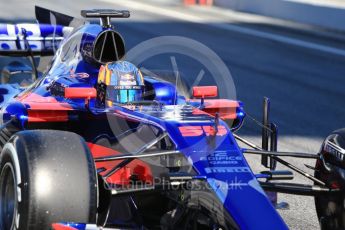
[170, 56, 179, 107]
[174, 71, 179, 105]
[21, 28, 39, 80]
[81, 9, 130, 28]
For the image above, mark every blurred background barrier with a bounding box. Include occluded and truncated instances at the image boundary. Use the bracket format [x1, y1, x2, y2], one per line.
[213, 0, 345, 32]
[184, 0, 213, 6]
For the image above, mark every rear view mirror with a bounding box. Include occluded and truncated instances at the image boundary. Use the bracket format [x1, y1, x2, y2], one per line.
[192, 86, 218, 98]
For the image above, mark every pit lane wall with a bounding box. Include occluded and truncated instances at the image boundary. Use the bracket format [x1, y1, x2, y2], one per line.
[213, 0, 345, 32]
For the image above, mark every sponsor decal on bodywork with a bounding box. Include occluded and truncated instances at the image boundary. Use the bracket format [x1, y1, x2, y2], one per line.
[205, 166, 251, 174]
[201, 151, 243, 165]
[179, 125, 227, 137]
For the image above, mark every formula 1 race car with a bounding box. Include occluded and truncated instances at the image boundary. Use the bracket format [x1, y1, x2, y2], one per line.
[0, 6, 343, 230]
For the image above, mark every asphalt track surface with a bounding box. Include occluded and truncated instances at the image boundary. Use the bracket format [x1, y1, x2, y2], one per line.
[2, 0, 345, 229]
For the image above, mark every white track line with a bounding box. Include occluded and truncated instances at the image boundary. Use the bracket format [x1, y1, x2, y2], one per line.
[102, 0, 345, 57]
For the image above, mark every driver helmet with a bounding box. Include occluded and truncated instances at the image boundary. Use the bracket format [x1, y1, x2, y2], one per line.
[97, 61, 144, 107]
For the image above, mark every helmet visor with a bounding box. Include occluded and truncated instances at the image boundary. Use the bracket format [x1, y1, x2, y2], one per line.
[106, 85, 144, 104]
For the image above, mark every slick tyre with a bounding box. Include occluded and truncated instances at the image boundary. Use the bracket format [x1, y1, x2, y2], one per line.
[0, 130, 97, 230]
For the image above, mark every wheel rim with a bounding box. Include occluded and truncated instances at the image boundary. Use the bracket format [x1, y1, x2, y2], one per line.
[0, 163, 17, 230]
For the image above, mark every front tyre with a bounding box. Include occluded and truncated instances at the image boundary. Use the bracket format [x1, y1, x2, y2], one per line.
[0, 130, 98, 230]
[315, 128, 345, 230]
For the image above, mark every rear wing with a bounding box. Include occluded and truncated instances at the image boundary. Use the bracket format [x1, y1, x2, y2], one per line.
[0, 5, 87, 57]
[35, 6, 85, 28]
[0, 23, 72, 57]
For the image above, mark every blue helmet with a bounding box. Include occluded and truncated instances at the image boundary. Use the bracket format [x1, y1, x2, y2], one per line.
[97, 61, 144, 106]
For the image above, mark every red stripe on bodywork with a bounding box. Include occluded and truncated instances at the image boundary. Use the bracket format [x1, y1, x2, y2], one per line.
[202, 99, 239, 109]
[26, 102, 73, 111]
[51, 223, 77, 230]
[17, 92, 73, 110]
[87, 143, 153, 185]
[179, 126, 203, 137]
[16, 93, 73, 122]
[190, 99, 239, 120]
[27, 111, 69, 122]
[18, 92, 59, 103]
[87, 143, 121, 158]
